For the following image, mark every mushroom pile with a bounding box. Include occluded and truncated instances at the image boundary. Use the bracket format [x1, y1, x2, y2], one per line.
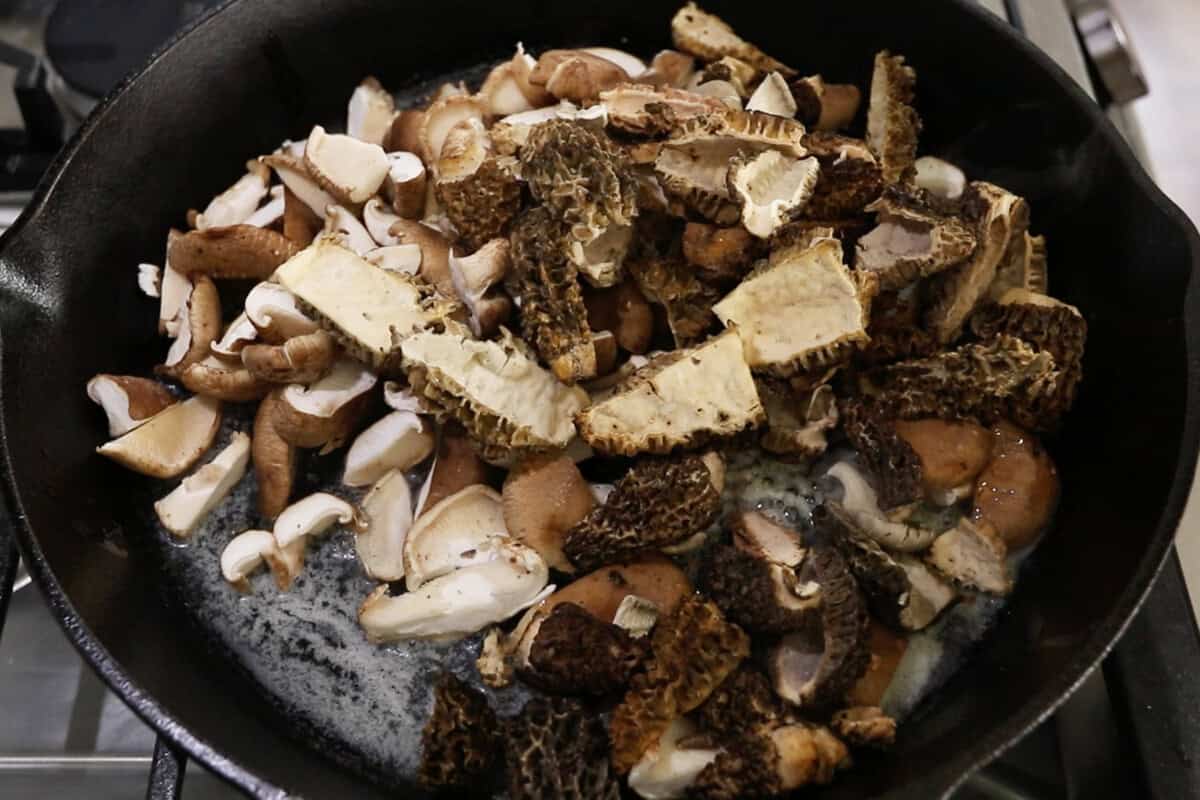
[88, 4, 1085, 797]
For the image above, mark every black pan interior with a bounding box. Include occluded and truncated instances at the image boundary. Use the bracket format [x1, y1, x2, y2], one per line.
[1, 0, 1197, 797]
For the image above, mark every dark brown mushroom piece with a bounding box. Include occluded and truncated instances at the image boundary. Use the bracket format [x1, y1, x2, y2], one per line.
[971, 419, 1059, 550]
[839, 399, 924, 510]
[417, 673, 501, 791]
[519, 602, 649, 696]
[506, 695, 621, 800]
[855, 184, 977, 291]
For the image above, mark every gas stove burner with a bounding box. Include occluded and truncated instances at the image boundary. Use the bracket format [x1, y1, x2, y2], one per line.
[45, 0, 221, 101]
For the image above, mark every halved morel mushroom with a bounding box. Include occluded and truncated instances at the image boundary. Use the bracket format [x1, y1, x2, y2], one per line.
[346, 77, 395, 147]
[766, 546, 870, 710]
[87, 375, 176, 437]
[925, 181, 1027, 343]
[356, 468, 413, 582]
[273, 236, 457, 371]
[698, 541, 822, 635]
[670, 3, 795, 77]
[252, 389, 295, 519]
[240, 330, 336, 385]
[418, 673, 502, 792]
[825, 461, 940, 552]
[518, 601, 650, 696]
[194, 162, 270, 231]
[802, 132, 884, 219]
[359, 538, 551, 642]
[97, 395, 221, 479]
[272, 358, 375, 452]
[577, 329, 764, 456]
[655, 110, 807, 223]
[435, 120, 522, 251]
[303, 124, 389, 206]
[610, 595, 750, 773]
[167, 225, 301, 280]
[713, 238, 877, 376]
[601, 83, 727, 136]
[529, 49, 631, 103]
[838, 399, 924, 510]
[758, 380, 839, 458]
[154, 432, 251, 538]
[856, 184, 977, 291]
[400, 326, 588, 464]
[866, 51, 921, 185]
[563, 453, 723, 572]
[342, 409, 434, 487]
[728, 150, 821, 238]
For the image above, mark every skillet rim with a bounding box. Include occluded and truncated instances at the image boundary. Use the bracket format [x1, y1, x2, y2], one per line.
[0, 0, 1197, 797]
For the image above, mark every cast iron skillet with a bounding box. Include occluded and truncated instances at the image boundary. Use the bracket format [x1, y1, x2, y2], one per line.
[0, 0, 1198, 797]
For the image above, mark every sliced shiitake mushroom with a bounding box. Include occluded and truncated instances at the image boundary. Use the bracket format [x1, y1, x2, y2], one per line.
[97, 395, 222, 479]
[241, 330, 337, 385]
[87, 375, 176, 437]
[252, 389, 296, 519]
[167, 225, 301, 280]
[502, 453, 596, 572]
[271, 359, 376, 452]
[180, 357, 271, 403]
[154, 432, 251, 538]
[342, 409, 434, 487]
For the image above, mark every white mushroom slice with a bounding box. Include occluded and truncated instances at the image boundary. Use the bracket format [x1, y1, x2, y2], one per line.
[913, 156, 966, 200]
[419, 96, 486, 167]
[158, 254, 192, 336]
[273, 492, 360, 550]
[303, 125, 389, 205]
[342, 411, 434, 487]
[358, 540, 551, 642]
[195, 167, 270, 230]
[581, 47, 646, 78]
[478, 60, 537, 117]
[274, 359, 376, 451]
[210, 313, 259, 362]
[363, 197, 403, 246]
[382, 151, 427, 219]
[87, 375, 176, 438]
[346, 77, 396, 146]
[365, 244, 422, 275]
[448, 239, 512, 336]
[628, 718, 720, 800]
[827, 461, 940, 552]
[220, 529, 279, 592]
[383, 381, 423, 413]
[154, 432, 251, 538]
[927, 520, 1013, 595]
[163, 300, 194, 369]
[138, 263, 161, 298]
[260, 153, 338, 218]
[612, 594, 659, 638]
[323, 204, 375, 256]
[729, 151, 820, 238]
[357, 469, 413, 582]
[244, 185, 285, 228]
[97, 395, 221, 479]
[404, 485, 508, 590]
[746, 71, 798, 117]
[274, 237, 456, 370]
[244, 282, 319, 344]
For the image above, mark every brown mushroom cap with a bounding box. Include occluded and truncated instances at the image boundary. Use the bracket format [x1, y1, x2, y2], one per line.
[252, 390, 296, 519]
[271, 360, 376, 452]
[241, 330, 337, 385]
[847, 621, 908, 707]
[389, 219, 456, 299]
[180, 358, 271, 403]
[159, 274, 222, 380]
[529, 49, 630, 103]
[972, 420, 1059, 550]
[384, 109, 427, 157]
[86, 375, 177, 437]
[282, 185, 323, 246]
[584, 281, 655, 355]
[502, 453, 596, 572]
[893, 418, 994, 494]
[541, 555, 692, 623]
[167, 225, 301, 280]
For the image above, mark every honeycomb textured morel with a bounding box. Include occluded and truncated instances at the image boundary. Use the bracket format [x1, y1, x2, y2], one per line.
[697, 544, 820, 634]
[437, 155, 523, 250]
[609, 595, 750, 773]
[838, 398, 923, 510]
[564, 454, 721, 571]
[627, 257, 721, 347]
[694, 665, 790, 737]
[866, 50, 921, 185]
[507, 206, 597, 383]
[418, 673, 501, 790]
[856, 334, 1063, 431]
[690, 730, 782, 800]
[520, 602, 650, 696]
[506, 695, 621, 800]
[803, 132, 884, 219]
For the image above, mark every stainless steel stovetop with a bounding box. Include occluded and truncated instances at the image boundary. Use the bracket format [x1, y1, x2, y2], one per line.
[0, 1, 1194, 799]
